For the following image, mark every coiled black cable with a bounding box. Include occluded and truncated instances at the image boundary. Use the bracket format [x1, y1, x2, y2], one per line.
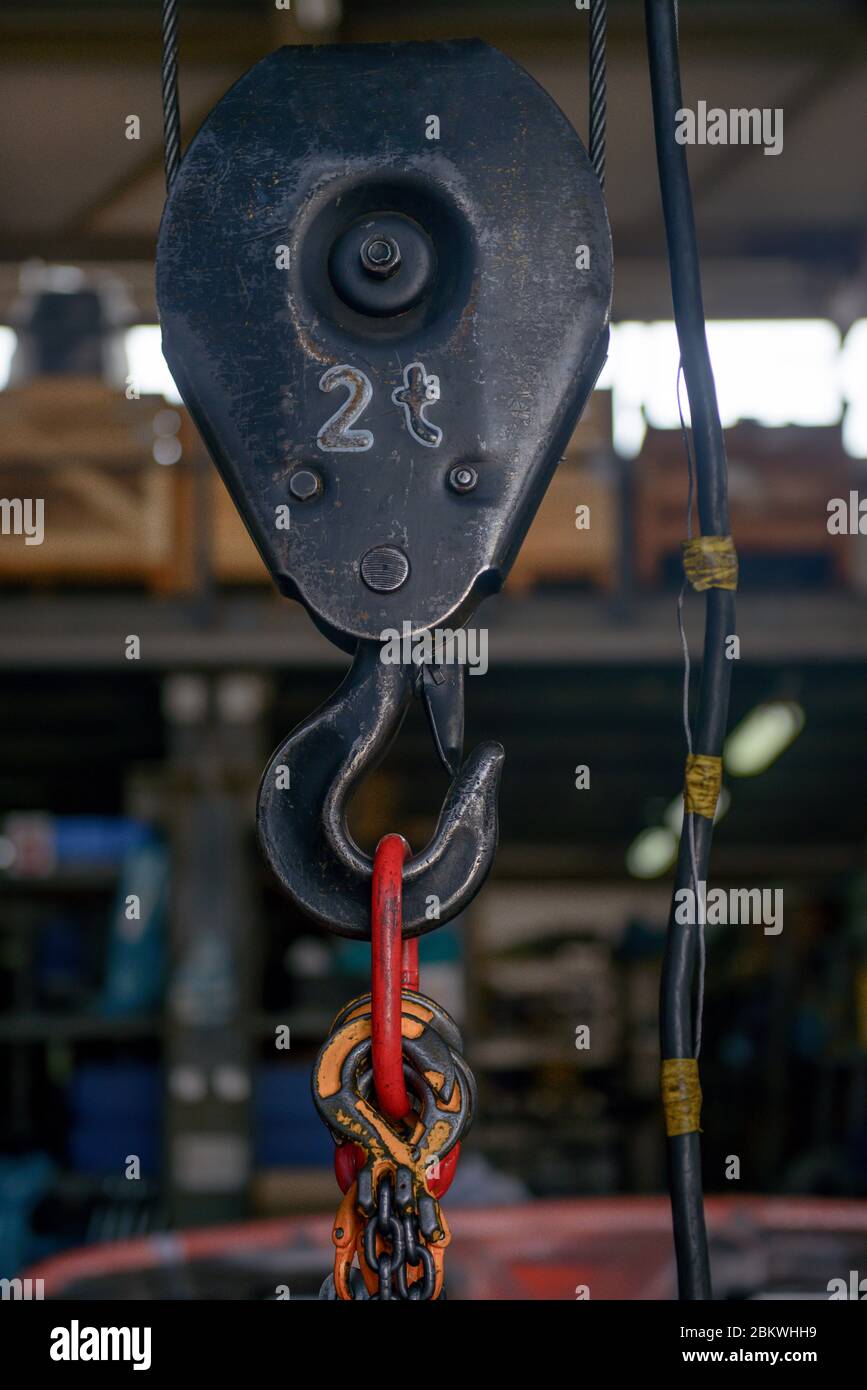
[161, 0, 181, 191]
[644, 0, 736, 1300]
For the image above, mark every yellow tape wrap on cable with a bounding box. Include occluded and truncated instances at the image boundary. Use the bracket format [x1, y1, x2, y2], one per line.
[661, 1058, 702, 1137]
[681, 535, 738, 592]
[684, 753, 722, 821]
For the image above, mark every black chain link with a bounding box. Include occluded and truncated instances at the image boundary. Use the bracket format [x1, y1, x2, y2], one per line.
[360, 1173, 437, 1301]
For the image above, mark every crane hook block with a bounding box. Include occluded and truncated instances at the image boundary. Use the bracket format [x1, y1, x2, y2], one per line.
[157, 40, 612, 650]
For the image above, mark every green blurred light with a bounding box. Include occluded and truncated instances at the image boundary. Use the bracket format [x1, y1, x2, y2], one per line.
[724, 701, 805, 776]
[626, 825, 678, 879]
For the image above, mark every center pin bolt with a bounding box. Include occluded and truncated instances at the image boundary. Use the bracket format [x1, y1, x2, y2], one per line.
[360, 233, 402, 279]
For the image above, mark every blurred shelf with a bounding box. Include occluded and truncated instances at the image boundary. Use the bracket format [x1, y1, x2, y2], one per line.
[1, 592, 867, 670]
[0, 869, 120, 895]
[470, 1036, 614, 1070]
[0, 1013, 161, 1042]
[473, 1120, 621, 1146]
[0, 1010, 337, 1043]
[250, 1167, 337, 1216]
[250, 1009, 334, 1039]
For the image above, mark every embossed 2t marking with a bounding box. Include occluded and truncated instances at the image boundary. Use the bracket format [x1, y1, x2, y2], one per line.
[316, 361, 443, 452]
[391, 362, 442, 448]
[317, 365, 374, 452]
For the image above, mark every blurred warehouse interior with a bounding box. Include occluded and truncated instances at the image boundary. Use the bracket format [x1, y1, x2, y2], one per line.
[1, 0, 867, 1297]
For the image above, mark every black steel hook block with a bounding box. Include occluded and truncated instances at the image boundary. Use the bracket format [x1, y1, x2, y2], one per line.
[158, 38, 610, 938]
[157, 40, 612, 650]
[257, 641, 504, 938]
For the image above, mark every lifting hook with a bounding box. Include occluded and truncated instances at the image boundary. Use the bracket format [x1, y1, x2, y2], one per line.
[257, 640, 504, 939]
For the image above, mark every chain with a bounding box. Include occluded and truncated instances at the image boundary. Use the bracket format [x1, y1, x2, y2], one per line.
[360, 1173, 437, 1302]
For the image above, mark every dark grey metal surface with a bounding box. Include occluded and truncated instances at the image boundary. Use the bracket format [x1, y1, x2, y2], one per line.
[156, 40, 612, 652]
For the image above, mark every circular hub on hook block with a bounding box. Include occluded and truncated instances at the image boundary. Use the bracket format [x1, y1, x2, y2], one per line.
[329, 212, 436, 317]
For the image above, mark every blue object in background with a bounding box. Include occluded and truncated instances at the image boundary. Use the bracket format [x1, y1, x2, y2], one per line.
[35, 916, 87, 1005]
[791, 1006, 828, 1059]
[68, 1128, 161, 1177]
[68, 1064, 161, 1177]
[254, 1123, 334, 1168]
[69, 1064, 162, 1118]
[0, 1153, 57, 1279]
[256, 1065, 318, 1120]
[254, 1065, 334, 1167]
[55, 817, 154, 868]
[100, 841, 167, 1016]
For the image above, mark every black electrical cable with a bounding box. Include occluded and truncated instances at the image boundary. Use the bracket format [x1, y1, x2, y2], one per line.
[644, 0, 736, 1300]
[161, 0, 181, 191]
[589, 0, 607, 187]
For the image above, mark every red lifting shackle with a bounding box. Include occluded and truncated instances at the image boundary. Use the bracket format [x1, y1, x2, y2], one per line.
[372, 833, 412, 1121]
[334, 1136, 461, 1199]
[402, 936, 419, 994]
[333, 833, 460, 1198]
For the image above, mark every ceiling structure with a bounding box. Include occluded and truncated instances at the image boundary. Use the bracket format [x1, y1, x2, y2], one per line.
[0, 0, 865, 322]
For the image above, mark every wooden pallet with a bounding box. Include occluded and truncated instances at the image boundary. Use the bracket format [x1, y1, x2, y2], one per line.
[506, 460, 617, 593]
[635, 423, 855, 587]
[0, 377, 182, 591]
[507, 395, 617, 594]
